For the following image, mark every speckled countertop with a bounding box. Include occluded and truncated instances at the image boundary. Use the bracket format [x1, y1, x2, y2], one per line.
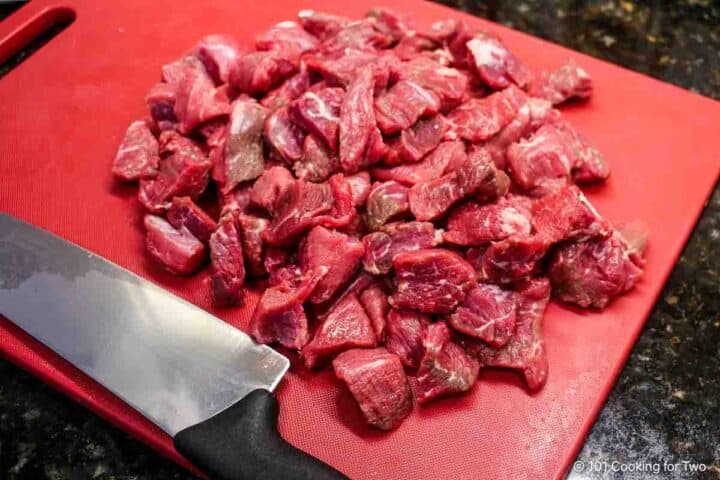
[0, 1, 718, 479]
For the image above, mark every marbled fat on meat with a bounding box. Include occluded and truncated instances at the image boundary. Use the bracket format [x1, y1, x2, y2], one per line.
[416, 322, 480, 403]
[391, 249, 476, 314]
[303, 293, 376, 368]
[333, 348, 413, 430]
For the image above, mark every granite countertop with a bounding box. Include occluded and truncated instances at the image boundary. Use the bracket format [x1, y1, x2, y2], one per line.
[1, 1, 718, 479]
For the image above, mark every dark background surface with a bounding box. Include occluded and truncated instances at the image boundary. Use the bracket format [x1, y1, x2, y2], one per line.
[0, 1, 718, 479]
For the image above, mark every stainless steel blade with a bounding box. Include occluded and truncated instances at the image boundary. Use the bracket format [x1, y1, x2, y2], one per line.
[0, 213, 289, 436]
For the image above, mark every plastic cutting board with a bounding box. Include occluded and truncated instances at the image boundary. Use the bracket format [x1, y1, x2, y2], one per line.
[0, 1, 719, 478]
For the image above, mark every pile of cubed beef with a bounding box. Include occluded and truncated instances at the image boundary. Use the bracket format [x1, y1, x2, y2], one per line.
[112, 8, 649, 431]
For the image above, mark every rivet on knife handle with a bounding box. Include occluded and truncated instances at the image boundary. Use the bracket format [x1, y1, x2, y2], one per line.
[174, 389, 347, 480]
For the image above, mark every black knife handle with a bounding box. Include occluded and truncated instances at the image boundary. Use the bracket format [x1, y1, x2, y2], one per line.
[174, 389, 347, 480]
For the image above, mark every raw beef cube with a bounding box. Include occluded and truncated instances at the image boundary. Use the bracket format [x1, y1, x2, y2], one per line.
[445, 20, 478, 69]
[144, 215, 205, 275]
[529, 60, 593, 105]
[392, 35, 438, 61]
[366, 7, 415, 41]
[549, 232, 645, 309]
[199, 118, 226, 143]
[193, 34, 244, 84]
[342, 213, 369, 237]
[366, 181, 410, 230]
[263, 107, 305, 163]
[363, 221, 441, 275]
[294, 134, 340, 182]
[312, 271, 377, 321]
[339, 67, 383, 173]
[230, 50, 298, 96]
[157, 130, 203, 157]
[145, 83, 178, 132]
[616, 220, 650, 265]
[346, 172, 372, 206]
[303, 293, 376, 368]
[480, 101, 531, 169]
[297, 9, 350, 40]
[261, 68, 311, 111]
[264, 248, 294, 284]
[472, 234, 549, 284]
[139, 134, 211, 213]
[419, 18, 460, 43]
[305, 49, 379, 89]
[408, 149, 499, 221]
[465, 32, 532, 89]
[360, 284, 390, 341]
[308, 49, 401, 94]
[264, 174, 355, 246]
[482, 107, 551, 175]
[173, 65, 231, 134]
[289, 87, 343, 151]
[447, 85, 526, 142]
[237, 214, 269, 278]
[401, 56, 468, 111]
[372, 140, 466, 186]
[209, 131, 229, 185]
[112, 121, 159, 181]
[313, 173, 356, 230]
[444, 199, 532, 246]
[449, 283, 517, 347]
[506, 123, 573, 193]
[161, 56, 206, 86]
[219, 184, 252, 217]
[391, 249, 476, 314]
[218, 98, 268, 192]
[320, 20, 393, 54]
[383, 114, 448, 165]
[250, 267, 327, 349]
[531, 185, 610, 243]
[385, 309, 430, 368]
[250, 166, 295, 215]
[374, 80, 441, 135]
[299, 226, 365, 304]
[555, 122, 610, 184]
[166, 196, 218, 244]
[209, 214, 246, 306]
[416, 322, 480, 404]
[526, 97, 562, 131]
[469, 278, 550, 391]
[264, 179, 333, 246]
[256, 21, 319, 53]
[332, 348, 412, 430]
[268, 263, 304, 289]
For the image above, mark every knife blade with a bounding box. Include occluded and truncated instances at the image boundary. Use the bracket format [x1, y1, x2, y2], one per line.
[0, 213, 345, 480]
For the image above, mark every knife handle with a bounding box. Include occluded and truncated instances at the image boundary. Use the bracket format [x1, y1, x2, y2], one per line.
[174, 389, 347, 480]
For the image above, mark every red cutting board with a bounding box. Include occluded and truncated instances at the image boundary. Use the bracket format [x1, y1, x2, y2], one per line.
[0, 1, 718, 479]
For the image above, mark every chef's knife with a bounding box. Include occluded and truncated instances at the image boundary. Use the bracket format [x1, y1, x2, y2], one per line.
[0, 213, 346, 480]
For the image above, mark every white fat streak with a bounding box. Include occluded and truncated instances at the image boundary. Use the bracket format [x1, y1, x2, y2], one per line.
[466, 38, 504, 67]
[577, 191, 602, 220]
[297, 9, 315, 18]
[266, 114, 288, 149]
[206, 42, 237, 58]
[117, 145, 142, 156]
[405, 81, 437, 105]
[436, 66, 462, 78]
[500, 207, 532, 233]
[275, 20, 299, 29]
[575, 65, 591, 79]
[304, 92, 339, 122]
[520, 132, 547, 149]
